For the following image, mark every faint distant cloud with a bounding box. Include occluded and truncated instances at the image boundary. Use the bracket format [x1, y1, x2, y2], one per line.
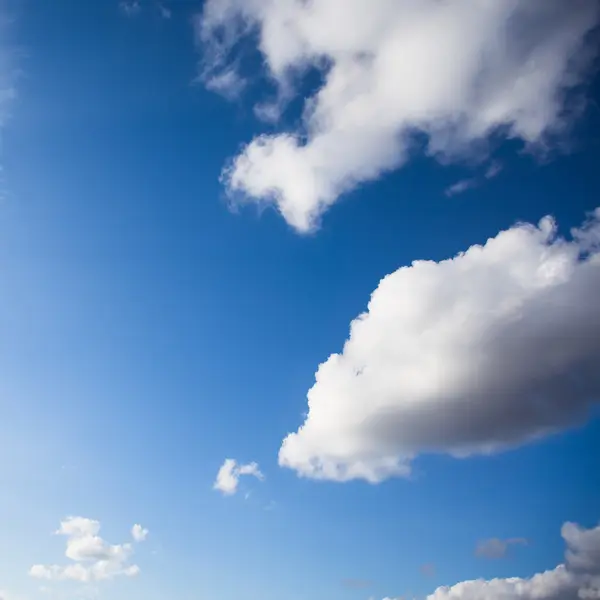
[119, 0, 141, 16]
[420, 563, 435, 577]
[445, 177, 478, 197]
[444, 160, 503, 197]
[264, 500, 277, 511]
[203, 67, 246, 101]
[484, 160, 503, 179]
[254, 101, 284, 124]
[119, 1, 171, 19]
[0, 8, 17, 128]
[475, 537, 528, 559]
[341, 578, 373, 590]
[213, 458, 264, 496]
[158, 3, 171, 19]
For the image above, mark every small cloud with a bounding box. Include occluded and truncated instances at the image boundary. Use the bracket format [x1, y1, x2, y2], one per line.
[445, 160, 503, 196]
[484, 160, 503, 179]
[475, 537, 528, 559]
[131, 524, 149, 543]
[444, 177, 478, 197]
[254, 101, 284, 124]
[30, 517, 146, 583]
[158, 3, 171, 19]
[213, 459, 264, 496]
[119, 1, 171, 20]
[204, 69, 246, 101]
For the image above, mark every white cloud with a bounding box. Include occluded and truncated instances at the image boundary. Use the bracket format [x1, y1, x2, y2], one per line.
[131, 524, 149, 543]
[198, 0, 600, 232]
[427, 521, 600, 600]
[204, 68, 246, 101]
[444, 177, 478, 198]
[278, 208, 600, 483]
[476, 537, 528, 560]
[213, 458, 264, 495]
[30, 517, 146, 583]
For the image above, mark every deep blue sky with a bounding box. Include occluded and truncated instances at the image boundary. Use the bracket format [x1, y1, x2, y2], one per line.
[1, 2, 599, 600]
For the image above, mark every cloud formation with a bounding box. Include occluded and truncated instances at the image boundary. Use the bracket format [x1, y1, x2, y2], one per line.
[427, 521, 600, 600]
[213, 458, 264, 495]
[30, 517, 147, 583]
[278, 208, 600, 483]
[131, 524, 149, 543]
[445, 161, 503, 197]
[118, 0, 141, 17]
[476, 537, 528, 560]
[198, 0, 600, 231]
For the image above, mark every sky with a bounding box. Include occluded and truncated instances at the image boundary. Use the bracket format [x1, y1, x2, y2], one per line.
[1, 1, 600, 600]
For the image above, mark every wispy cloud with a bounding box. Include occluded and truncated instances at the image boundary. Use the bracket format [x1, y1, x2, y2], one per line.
[0, 7, 17, 128]
[203, 68, 246, 101]
[118, 0, 171, 19]
[484, 160, 503, 180]
[444, 177, 479, 197]
[118, 0, 141, 17]
[444, 160, 503, 197]
[476, 537, 528, 559]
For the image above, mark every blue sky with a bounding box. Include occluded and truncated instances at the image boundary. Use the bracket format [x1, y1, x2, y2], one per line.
[1, 2, 600, 600]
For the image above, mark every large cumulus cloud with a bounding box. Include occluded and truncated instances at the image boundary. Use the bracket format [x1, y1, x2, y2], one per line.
[278, 208, 600, 483]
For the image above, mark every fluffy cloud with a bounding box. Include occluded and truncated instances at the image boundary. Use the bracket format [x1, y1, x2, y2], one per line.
[476, 537, 528, 560]
[213, 458, 264, 495]
[30, 517, 146, 583]
[278, 208, 600, 483]
[131, 524, 149, 543]
[198, 0, 600, 231]
[426, 521, 600, 600]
